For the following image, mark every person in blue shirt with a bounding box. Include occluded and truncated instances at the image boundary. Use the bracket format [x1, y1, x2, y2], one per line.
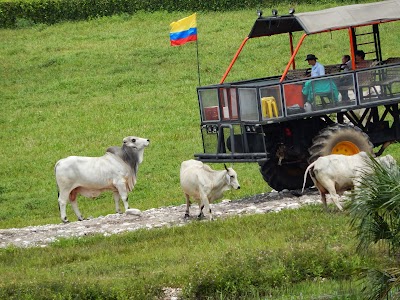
[302, 54, 338, 106]
[305, 54, 325, 77]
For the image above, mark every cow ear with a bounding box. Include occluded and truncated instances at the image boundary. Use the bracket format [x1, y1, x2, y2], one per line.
[225, 173, 230, 184]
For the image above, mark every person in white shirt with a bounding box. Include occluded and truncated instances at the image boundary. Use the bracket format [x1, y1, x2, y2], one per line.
[305, 54, 325, 77]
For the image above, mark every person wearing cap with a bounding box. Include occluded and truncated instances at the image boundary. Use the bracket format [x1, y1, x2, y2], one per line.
[302, 54, 338, 105]
[305, 54, 325, 77]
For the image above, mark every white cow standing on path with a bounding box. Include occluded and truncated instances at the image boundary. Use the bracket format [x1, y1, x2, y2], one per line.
[180, 160, 241, 220]
[302, 152, 397, 211]
[55, 136, 150, 223]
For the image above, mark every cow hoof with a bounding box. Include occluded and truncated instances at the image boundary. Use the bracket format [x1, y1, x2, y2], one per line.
[62, 218, 69, 224]
[78, 216, 84, 221]
[197, 214, 205, 220]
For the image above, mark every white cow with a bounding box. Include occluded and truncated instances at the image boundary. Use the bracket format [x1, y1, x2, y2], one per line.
[180, 160, 240, 220]
[55, 136, 150, 223]
[302, 152, 397, 211]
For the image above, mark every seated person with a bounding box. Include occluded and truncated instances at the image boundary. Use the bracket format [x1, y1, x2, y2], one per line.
[338, 54, 353, 101]
[355, 49, 380, 98]
[303, 54, 338, 104]
[355, 50, 370, 69]
[340, 55, 352, 72]
[305, 54, 325, 77]
[302, 79, 339, 104]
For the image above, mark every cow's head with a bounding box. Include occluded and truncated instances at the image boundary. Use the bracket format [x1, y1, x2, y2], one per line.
[122, 136, 150, 165]
[224, 164, 240, 190]
[123, 136, 150, 150]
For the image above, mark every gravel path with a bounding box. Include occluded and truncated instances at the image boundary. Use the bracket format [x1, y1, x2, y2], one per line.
[0, 189, 322, 249]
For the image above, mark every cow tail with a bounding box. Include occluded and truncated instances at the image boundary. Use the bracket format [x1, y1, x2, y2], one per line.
[302, 161, 316, 194]
[54, 161, 60, 196]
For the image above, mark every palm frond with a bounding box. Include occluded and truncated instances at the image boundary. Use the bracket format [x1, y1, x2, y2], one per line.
[348, 156, 400, 254]
[361, 267, 400, 300]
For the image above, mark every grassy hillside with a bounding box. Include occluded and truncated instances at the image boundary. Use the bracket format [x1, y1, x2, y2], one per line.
[1, 2, 400, 299]
[1, 3, 400, 229]
[0, 10, 275, 228]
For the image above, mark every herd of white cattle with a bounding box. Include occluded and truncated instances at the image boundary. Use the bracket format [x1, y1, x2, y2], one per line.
[54, 135, 398, 223]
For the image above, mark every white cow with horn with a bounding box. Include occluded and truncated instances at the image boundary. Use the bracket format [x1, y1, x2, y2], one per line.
[180, 159, 240, 220]
[55, 136, 150, 223]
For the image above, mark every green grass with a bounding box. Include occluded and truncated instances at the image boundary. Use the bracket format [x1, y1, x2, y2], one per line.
[2, 4, 399, 228]
[0, 206, 389, 299]
[0, 10, 271, 227]
[1, 3, 400, 298]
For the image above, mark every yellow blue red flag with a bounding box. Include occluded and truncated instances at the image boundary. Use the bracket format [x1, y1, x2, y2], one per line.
[169, 13, 197, 46]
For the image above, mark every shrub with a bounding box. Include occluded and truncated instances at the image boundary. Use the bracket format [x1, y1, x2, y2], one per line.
[182, 246, 364, 299]
[0, 280, 162, 300]
[0, 0, 361, 28]
[348, 159, 400, 299]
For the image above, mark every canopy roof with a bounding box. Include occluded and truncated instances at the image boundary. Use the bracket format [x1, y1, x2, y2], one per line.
[248, 0, 400, 37]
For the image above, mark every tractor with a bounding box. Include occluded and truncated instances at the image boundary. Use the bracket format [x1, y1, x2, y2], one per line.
[194, 0, 400, 190]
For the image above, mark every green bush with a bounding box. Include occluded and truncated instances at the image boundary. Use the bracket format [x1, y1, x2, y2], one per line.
[0, 280, 162, 300]
[348, 160, 400, 299]
[182, 246, 364, 299]
[0, 0, 363, 28]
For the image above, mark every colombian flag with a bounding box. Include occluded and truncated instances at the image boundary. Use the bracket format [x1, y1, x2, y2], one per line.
[169, 13, 197, 46]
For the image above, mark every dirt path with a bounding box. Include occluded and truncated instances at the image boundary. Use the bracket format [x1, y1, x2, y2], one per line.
[0, 190, 322, 248]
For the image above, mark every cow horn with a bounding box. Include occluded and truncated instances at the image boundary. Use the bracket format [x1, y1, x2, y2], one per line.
[224, 164, 229, 171]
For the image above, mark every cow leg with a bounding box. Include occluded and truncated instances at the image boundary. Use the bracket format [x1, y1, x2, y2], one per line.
[184, 193, 191, 218]
[315, 181, 343, 211]
[70, 200, 84, 221]
[200, 193, 213, 221]
[69, 188, 84, 221]
[329, 193, 343, 211]
[205, 203, 213, 221]
[58, 190, 70, 223]
[197, 204, 205, 219]
[323, 183, 343, 211]
[320, 193, 328, 211]
[115, 184, 129, 212]
[313, 181, 328, 212]
[113, 191, 122, 214]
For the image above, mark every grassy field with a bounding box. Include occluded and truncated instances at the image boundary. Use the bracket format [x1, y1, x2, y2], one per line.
[1, 1, 400, 298]
[1, 10, 273, 228]
[0, 206, 390, 299]
[2, 3, 399, 229]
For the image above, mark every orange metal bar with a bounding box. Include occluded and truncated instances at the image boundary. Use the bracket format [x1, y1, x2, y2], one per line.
[280, 33, 307, 82]
[220, 37, 249, 84]
[348, 27, 356, 70]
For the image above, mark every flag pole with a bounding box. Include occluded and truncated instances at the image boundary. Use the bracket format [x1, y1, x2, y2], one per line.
[196, 39, 201, 86]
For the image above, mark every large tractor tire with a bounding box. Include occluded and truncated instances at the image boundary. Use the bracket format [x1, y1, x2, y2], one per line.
[308, 124, 374, 163]
[259, 159, 313, 191]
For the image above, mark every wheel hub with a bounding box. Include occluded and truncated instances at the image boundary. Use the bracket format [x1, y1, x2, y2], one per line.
[331, 141, 360, 155]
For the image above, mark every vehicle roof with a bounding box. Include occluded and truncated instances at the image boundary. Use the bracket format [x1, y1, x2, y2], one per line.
[248, 0, 400, 37]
